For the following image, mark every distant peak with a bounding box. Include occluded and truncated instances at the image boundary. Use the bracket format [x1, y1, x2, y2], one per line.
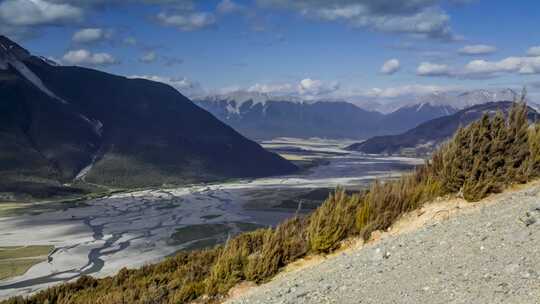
[0, 35, 30, 58]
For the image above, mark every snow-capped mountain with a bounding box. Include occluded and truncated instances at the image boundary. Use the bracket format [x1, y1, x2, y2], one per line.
[195, 92, 450, 140]
[456, 89, 518, 108]
[195, 90, 303, 116]
[195, 87, 529, 140]
[379, 89, 521, 114]
[1, 36, 66, 103]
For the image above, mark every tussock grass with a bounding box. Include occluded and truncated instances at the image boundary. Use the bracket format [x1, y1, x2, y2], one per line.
[308, 188, 358, 252]
[5, 101, 540, 304]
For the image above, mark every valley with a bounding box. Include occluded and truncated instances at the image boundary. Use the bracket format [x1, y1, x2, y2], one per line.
[0, 138, 422, 299]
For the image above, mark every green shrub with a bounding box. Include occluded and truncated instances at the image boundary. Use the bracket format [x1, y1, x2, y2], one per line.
[246, 217, 309, 282]
[205, 229, 268, 295]
[308, 188, 359, 253]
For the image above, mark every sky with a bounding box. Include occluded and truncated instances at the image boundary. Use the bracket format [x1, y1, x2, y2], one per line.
[1, 0, 540, 102]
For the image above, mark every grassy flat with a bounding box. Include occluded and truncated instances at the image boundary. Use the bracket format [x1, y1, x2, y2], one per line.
[0, 245, 54, 260]
[0, 258, 44, 281]
[0, 245, 54, 280]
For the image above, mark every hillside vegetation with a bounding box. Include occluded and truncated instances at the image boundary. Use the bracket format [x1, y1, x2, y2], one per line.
[4, 102, 540, 304]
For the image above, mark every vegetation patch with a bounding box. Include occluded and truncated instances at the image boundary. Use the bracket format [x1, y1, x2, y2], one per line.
[0, 245, 54, 280]
[5, 102, 540, 304]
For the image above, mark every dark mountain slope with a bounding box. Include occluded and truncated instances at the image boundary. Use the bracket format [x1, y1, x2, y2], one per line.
[347, 102, 539, 155]
[380, 103, 457, 134]
[0, 36, 296, 198]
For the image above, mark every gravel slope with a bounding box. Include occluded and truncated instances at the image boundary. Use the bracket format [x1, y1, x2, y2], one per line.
[227, 183, 540, 304]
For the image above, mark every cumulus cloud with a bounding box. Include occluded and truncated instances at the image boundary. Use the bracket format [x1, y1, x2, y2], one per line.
[156, 11, 216, 31]
[464, 56, 540, 76]
[0, 0, 82, 26]
[130, 75, 203, 97]
[233, 78, 339, 98]
[417, 62, 452, 76]
[298, 78, 340, 97]
[380, 58, 400, 75]
[256, 0, 460, 40]
[527, 46, 540, 57]
[139, 51, 157, 63]
[72, 28, 112, 43]
[0, 0, 218, 38]
[62, 49, 117, 66]
[415, 51, 540, 79]
[458, 44, 497, 55]
[0, 0, 82, 38]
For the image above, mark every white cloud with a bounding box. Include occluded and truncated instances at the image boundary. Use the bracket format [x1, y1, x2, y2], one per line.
[414, 53, 540, 79]
[72, 28, 112, 43]
[380, 59, 400, 75]
[527, 46, 540, 57]
[417, 62, 452, 76]
[217, 0, 243, 14]
[62, 49, 117, 66]
[225, 78, 339, 98]
[458, 44, 497, 55]
[156, 11, 216, 31]
[257, 0, 460, 40]
[140, 51, 157, 63]
[0, 0, 82, 26]
[464, 56, 540, 76]
[298, 78, 340, 97]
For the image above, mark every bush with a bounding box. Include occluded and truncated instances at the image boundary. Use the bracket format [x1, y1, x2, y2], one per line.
[439, 102, 533, 201]
[205, 229, 268, 295]
[308, 188, 359, 252]
[246, 217, 309, 282]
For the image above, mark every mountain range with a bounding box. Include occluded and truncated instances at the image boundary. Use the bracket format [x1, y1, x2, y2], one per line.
[195, 89, 527, 140]
[347, 101, 540, 155]
[0, 36, 296, 199]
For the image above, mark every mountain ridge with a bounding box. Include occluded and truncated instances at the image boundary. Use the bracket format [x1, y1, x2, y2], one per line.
[0, 35, 297, 199]
[347, 101, 540, 155]
[195, 88, 530, 140]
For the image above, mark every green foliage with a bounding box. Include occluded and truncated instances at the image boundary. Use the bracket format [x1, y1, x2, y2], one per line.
[527, 124, 540, 177]
[356, 166, 442, 239]
[246, 217, 309, 282]
[205, 229, 268, 295]
[438, 102, 535, 201]
[308, 188, 359, 252]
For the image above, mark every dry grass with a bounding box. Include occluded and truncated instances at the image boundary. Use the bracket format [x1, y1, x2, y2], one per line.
[0, 245, 53, 281]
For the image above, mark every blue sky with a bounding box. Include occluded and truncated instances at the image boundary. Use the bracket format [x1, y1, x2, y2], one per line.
[1, 0, 540, 101]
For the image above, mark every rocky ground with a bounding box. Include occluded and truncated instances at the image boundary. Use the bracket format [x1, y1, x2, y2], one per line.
[227, 182, 540, 304]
